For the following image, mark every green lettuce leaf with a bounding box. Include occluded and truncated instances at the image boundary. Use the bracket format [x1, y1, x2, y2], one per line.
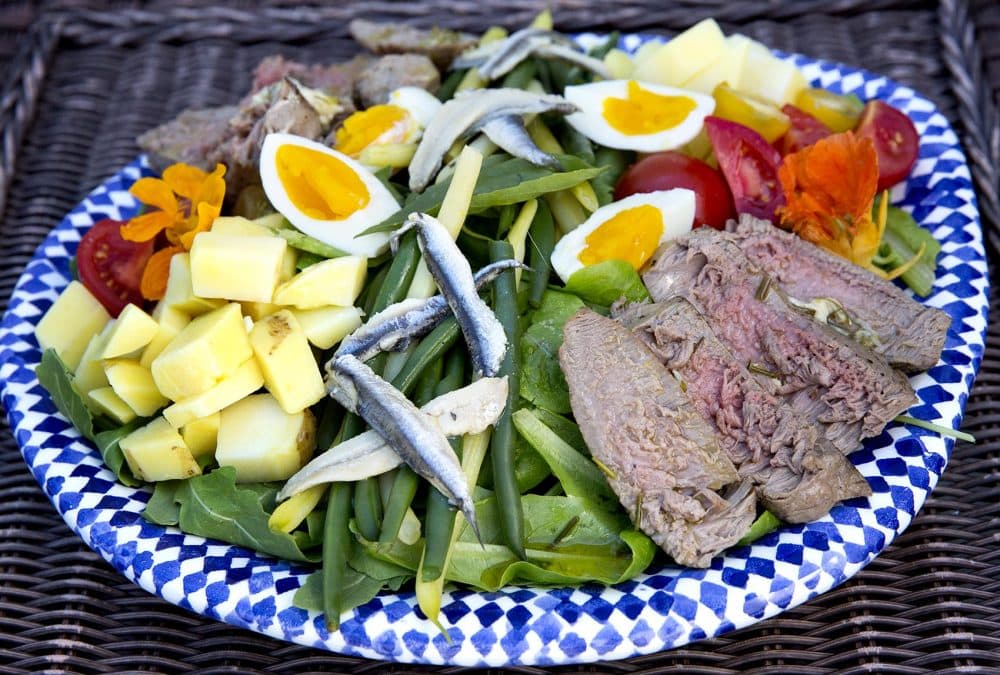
[519, 291, 585, 413]
[142, 467, 320, 562]
[564, 259, 651, 307]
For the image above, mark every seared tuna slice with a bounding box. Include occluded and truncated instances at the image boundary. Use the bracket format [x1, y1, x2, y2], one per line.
[615, 298, 872, 523]
[643, 228, 917, 455]
[349, 19, 477, 69]
[559, 308, 755, 567]
[728, 215, 950, 372]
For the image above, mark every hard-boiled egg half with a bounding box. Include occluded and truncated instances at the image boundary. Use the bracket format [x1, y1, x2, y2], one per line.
[334, 86, 442, 165]
[550, 189, 696, 282]
[563, 79, 714, 151]
[259, 132, 400, 257]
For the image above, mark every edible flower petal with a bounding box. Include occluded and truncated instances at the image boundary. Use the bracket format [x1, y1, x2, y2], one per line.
[776, 131, 880, 268]
[139, 244, 184, 301]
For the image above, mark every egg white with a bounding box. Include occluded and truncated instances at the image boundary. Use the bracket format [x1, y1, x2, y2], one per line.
[259, 133, 400, 257]
[563, 79, 715, 152]
[387, 87, 442, 129]
[550, 188, 696, 283]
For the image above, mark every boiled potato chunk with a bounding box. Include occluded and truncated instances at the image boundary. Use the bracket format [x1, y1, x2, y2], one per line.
[86, 386, 137, 425]
[737, 37, 807, 105]
[73, 323, 114, 395]
[632, 18, 727, 86]
[291, 306, 364, 350]
[161, 253, 225, 316]
[682, 33, 753, 94]
[240, 301, 283, 322]
[36, 280, 111, 371]
[181, 412, 219, 459]
[105, 359, 169, 417]
[102, 304, 159, 359]
[120, 416, 201, 482]
[140, 305, 190, 368]
[162, 357, 264, 428]
[249, 310, 325, 414]
[272, 256, 367, 309]
[215, 393, 316, 483]
[189, 231, 287, 303]
[151, 303, 252, 401]
[212, 217, 297, 280]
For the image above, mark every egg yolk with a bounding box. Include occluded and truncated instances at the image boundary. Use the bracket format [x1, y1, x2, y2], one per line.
[579, 204, 664, 269]
[275, 144, 369, 221]
[603, 81, 697, 136]
[334, 104, 408, 156]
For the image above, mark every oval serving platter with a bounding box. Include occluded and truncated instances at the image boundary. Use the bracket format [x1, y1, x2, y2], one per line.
[0, 35, 990, 666]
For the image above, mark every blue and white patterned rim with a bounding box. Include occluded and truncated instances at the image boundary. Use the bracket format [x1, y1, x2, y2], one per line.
[0, 37, 989, 666]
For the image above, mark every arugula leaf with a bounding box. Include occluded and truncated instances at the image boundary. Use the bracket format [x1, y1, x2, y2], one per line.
[564, 260, 651, 307]
[36, 349, 96, 441]
[292, 568, 408, 613]
[363, 155, 605, 234]
[519, 291, 585, 414]
[144, 479, 182, 524]
[141, 467, 320, 562]
[94, 419, 144, 487]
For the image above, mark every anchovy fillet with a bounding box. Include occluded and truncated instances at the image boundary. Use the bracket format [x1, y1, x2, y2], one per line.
[278, 377, 508, 500]
[480, 115, 562, 170]
[408, 88, 578, 192]
[328, 353, 481, 539]
[394, 213, 508, 377]
[335, 259, 523, 363]
[451, 28, 599, 82]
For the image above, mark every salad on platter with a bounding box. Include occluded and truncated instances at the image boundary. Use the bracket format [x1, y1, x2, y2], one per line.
[30, 10, 960, 633]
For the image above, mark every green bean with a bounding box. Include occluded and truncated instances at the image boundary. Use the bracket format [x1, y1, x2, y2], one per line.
[545, 57, 572, 93]
[489, 239, 526, 559]
[372, 232, 421, 311]
[360, 265, 390, 317]
[390, 317, 461, 396]
[437, 68, 466, 102]
[353, 477, 382, 542]
[501, 59, 537, 91]
[321, 481, 352, 631]
[496, 203, 517, 238]
[589, 31, 620, 60]
[527, 201, 556, 308]
[592, 146, 630, 207]
[314, 398, 346, 452]
[558, 122, 596, 165]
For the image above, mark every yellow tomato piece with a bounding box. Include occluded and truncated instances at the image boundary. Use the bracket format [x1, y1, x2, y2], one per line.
[794, 87, 865, 133]
[712, 83, 791, 143]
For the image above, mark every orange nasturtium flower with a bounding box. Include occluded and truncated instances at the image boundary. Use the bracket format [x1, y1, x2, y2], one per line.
[776, 131, 884, 271]
[120, 163, 226, 300]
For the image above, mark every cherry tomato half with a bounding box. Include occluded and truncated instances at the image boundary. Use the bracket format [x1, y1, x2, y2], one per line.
[76, 218, 155, 316]
[614, 151, 735, 230]
[855, 100, 919, 191]
[703, 116, 785, 222]
[778, 104, 832, 155]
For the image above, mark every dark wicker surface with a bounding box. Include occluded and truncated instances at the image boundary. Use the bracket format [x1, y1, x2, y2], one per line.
[1, 1, 998, 672]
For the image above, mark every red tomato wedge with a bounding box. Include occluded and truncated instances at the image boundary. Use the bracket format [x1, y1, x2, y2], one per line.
[76, 218, 154, 316]
[855, 100, 919, 191]
[614, 151, 735, 230]
[778, 104, 833, 155]
[704, 116, 785, 222]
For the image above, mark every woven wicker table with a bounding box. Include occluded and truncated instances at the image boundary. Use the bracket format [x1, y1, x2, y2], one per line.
[1, 1, 998, 672]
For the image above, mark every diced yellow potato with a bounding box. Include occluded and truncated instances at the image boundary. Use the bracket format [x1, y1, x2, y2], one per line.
[249, 310, 325, 414]
[682, 34, 753, 94]
[151, 303, 252, 401]
[140, 305, 190, 369]
[211, 216, 273, 237]
[190, 231, 287, 303]
[120, 416, 201, 482]
[291, 306, 364, 350]
[161, 253, 225, 317]
[213, 217, 297, 280]
[632, 19, 727, 86]
[181, 412, 219, 459]
[632, 40, 662, 70]
[737, 37, 807, 105]
[86, 386, 137, 425]
[102, 304, 159, 359]
[162, 357, 264, 428]
[240, 301, 283, 322]
[272, 256, 367, 309]
[73, 322, 114, 394]
[603, 48, 634, 79]
[215, 393, 316, 483]
[36, 281, 111, 371]
[104, 359, 169, 417]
